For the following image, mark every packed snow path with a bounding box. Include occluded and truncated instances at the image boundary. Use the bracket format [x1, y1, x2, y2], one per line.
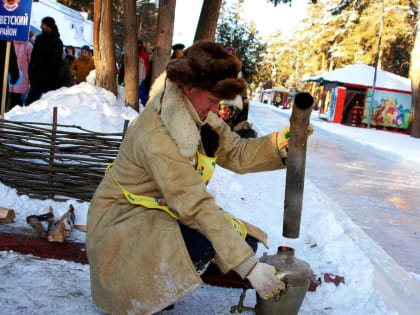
[249, 102, 420, 274]
[1, 90, 419, 314]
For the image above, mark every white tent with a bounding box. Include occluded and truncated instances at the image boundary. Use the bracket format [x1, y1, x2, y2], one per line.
[303, 64, 411, 93]
[31, 0, 93, 49]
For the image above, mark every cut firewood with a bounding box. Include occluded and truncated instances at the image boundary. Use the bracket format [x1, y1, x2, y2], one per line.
[48, 204, 75, 243]
[74, 225, 87, 232]
[26, 216, 48, 239]
[47, 206, 55, 232]
[0, 206, 15, 223]
[26, 207, 55, 239]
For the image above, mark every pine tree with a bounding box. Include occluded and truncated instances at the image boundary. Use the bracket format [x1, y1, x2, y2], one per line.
[256, 0, 415, 90]
[216, 2, 266, 84]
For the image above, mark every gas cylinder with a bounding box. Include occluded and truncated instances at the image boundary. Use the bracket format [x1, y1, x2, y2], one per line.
[255, 246, 313, 315]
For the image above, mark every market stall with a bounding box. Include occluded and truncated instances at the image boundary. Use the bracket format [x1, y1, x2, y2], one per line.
[303, 64, 412, 131]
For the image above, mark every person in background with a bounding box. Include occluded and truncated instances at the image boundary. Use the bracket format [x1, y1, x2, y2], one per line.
[142, 49, 153, 103]
[171, 43, 185, 59]
[274, 94, 282, 107]
[117, 53, 125, 86]
[9, 40, 33, 107]
[63, 45, 75, 68]
[118, 41, 150, 105]
[26, 17, 64, 105]
[217, 46, 257, 138]
[71, 45, 95, 84]
[28, 31, 35, 45]
[138, 40, 150, 106]
[0, 41, 19, 112]
[86, 41, 295, 315]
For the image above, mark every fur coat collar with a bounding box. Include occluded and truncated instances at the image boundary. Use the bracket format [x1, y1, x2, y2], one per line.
[149, 73, 221, 157]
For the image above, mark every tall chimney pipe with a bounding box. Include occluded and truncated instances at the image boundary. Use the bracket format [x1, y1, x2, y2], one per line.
[282, 92, 313, 238]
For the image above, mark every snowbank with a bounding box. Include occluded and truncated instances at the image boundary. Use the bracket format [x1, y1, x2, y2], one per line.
[5, 82, 138, 133]
[1, 85, 419, 314]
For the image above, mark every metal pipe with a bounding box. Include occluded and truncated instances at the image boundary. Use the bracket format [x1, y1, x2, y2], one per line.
[282, 93, 313, 238]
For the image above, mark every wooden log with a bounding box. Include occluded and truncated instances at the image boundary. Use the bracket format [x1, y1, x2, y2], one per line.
[26, 216, 48, 239]
[122, 119, 129, 139]
[0, 231, 89, 264]
[283, 93, 314, 238]
[48, 204, 75, 243]
[49, 107, 57, 199]
[0, 206, 15, 223]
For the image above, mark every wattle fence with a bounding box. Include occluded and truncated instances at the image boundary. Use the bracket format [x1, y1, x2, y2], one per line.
[0, 108, 129, 202]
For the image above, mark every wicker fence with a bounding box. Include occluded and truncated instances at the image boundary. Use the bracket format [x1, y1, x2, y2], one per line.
[0, 108, 129, 202]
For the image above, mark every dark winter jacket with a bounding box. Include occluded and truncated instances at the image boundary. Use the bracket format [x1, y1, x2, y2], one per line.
[28, 28, 64, 91]
[0, 40, 19, 105]
[63, 55, 74, 68]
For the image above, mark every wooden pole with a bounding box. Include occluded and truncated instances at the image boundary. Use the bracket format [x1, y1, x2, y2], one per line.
[194, 0, 222, 42]
[48, 107, 58, 199]
[123, 0, 139, 111]
[283, 93, 313, 238]
[1, 41, 11, 119]
[93, 0, 117, 96]
[151, 0, 176, 85]
[122, 119, 129, 139]
[409, 0, 420, 138]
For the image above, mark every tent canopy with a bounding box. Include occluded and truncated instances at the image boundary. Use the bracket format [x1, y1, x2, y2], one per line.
[30, 25, 41, 35]
[263, 87, 290, 93]
[302, 64, 411, 93]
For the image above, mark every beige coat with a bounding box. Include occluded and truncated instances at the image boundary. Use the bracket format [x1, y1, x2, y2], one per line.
[86, 74, 287, 315]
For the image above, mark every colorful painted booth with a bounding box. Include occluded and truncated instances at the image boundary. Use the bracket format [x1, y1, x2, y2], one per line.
[303, 64, 412, 131]
[260, 82, 290, 107]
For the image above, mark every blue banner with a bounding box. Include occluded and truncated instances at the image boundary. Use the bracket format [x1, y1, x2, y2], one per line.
[0, 0, 33, 42]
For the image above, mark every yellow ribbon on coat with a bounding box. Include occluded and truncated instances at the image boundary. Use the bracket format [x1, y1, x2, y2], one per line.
[105, 151, 247, 238]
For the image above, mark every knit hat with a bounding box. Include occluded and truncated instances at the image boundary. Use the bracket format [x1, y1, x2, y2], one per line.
[41, 17, 56, 29]
[172, 43, 185, 51]
[166, 41, 246, 100]
[81, 45, 90, 51]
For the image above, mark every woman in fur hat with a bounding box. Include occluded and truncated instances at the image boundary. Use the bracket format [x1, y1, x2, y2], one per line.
[87, 41, 291, 315]
[218, 46, 257, 138]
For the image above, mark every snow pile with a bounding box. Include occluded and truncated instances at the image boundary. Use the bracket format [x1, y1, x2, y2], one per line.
[0, 83, 419, 314]
[210, 166, 391, 314]
[274, 107, 420, 168]
[5, 82, 138, 133]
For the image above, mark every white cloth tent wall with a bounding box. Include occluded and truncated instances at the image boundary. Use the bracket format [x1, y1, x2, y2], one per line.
[31, 0, 93, 49]
[303, 64, 411, 93]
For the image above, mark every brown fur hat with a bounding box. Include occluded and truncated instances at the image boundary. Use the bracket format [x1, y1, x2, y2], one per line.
[166, 41, 246, 100]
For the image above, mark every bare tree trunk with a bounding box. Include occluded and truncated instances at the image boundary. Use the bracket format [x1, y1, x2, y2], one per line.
[194, 0, 222, 42]
[94, 0, 117, 96]
[410, 1, 420, 138]
[151, 0, 176, 85]
[137, 2, 158, 46]
[124, 0, 139, 111]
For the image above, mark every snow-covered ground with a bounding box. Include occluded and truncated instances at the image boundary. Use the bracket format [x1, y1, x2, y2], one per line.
[0, 83, 419, 314]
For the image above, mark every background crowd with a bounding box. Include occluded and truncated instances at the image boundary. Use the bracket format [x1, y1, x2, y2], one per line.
[2, 16, 256, 136]
[2, 16, 95, 112]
